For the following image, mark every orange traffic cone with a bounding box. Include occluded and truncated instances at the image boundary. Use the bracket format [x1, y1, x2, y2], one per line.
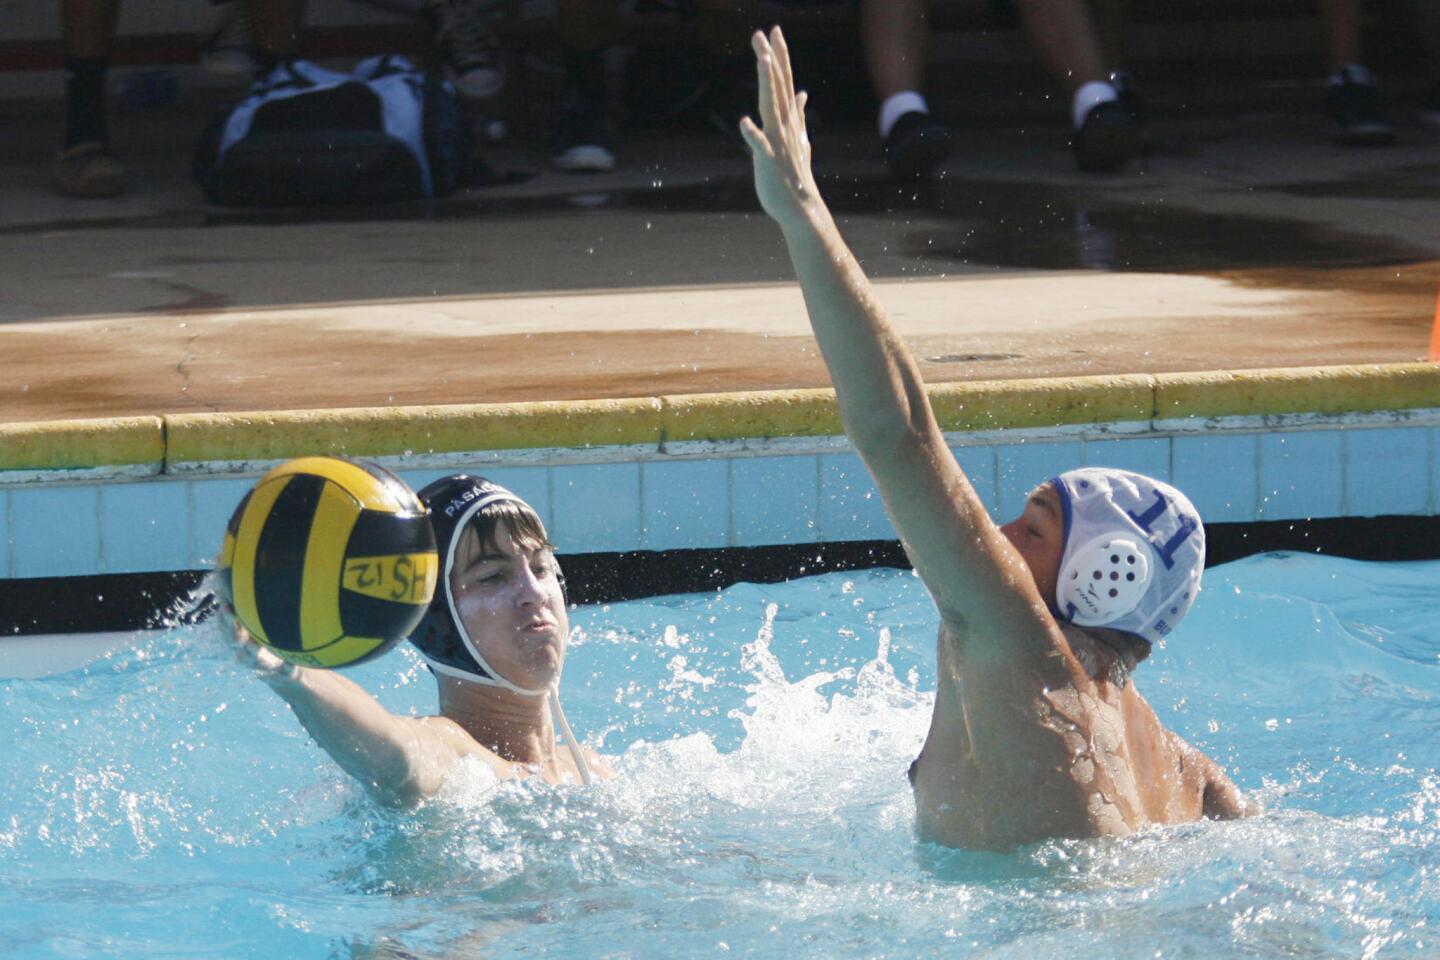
[1431, 285, 1440, 362]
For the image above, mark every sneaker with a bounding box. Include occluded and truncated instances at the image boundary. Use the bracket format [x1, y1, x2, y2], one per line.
[1071, 100, 1143, 173]
[1108, 70, 1147, 129]
[883, 110, 954, 180]
[425, 0, 504, 101]
[1326, 68, 1395, 146]
[52, 142, 126, 198]
[200, 0, 258, 78]
[553, 97, 615, 172]
[1418, 81, 1440, 129]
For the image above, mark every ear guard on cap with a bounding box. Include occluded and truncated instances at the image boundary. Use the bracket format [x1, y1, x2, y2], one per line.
[1056, 535, 1152, 626]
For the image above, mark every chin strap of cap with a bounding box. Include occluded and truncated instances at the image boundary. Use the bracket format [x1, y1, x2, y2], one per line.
[549, 685, 592, 785]
[441, 489, 594, 786]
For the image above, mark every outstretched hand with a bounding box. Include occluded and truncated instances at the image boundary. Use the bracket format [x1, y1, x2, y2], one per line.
[739, 27, 822, 229]
[217, 603, 301, 686]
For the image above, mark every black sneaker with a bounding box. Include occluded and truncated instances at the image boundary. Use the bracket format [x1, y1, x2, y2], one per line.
[1108, 70, 1146, 129]
[1072, 100, 1143, 173]
[883, 111, 955, 180]
[425, 0, 504, 101]
[553, 95, 615, 172]
[1326, 69, 1395, 146]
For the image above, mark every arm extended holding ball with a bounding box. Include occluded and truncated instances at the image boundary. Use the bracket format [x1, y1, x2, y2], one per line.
[227, 615, 500, 807]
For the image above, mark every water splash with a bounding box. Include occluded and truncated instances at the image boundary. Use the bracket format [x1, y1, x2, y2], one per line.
[2, 557, 1439, 957]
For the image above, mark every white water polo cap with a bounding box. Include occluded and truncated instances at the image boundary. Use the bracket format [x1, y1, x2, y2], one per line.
[1050, 468, 1205, 644]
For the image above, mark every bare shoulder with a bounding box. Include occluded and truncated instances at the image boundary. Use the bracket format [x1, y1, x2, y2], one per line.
[413, 715, 511, 780]
[1166, 728, 1257, 820]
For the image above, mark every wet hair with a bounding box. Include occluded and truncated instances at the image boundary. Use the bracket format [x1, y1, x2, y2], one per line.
[409, 475, 561, 688]
[452, 498, 554, 570]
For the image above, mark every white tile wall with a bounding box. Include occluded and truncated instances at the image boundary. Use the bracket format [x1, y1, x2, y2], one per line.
[1344, 427, 1430, 517]
[951, 445, 999, 520]
[1173, 434, 1258, 523]
[551, 462, 642, 554]
[10, 485, 101, 578]
[818, 453, 891, 542]
[1258, 431, 1344, 521]
[1085, 437, 1171, 482]
[0, 490, 9, 579]
[641, 459, 729, 552]
[997, 441, 1084, 518]
[731, 455, 819, 547]
[187, 477, 256, 568]
[99, 482, 190, 574]
[3, 422, 1438, 580]
[1432, 427, 1440, 516]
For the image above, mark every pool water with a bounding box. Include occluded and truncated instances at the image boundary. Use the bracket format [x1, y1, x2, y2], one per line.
[3, 551, 1439, 958]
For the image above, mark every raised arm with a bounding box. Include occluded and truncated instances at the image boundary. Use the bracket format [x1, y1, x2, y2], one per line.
[740, 28, 1057, 647]
[228, 618, 499, 806]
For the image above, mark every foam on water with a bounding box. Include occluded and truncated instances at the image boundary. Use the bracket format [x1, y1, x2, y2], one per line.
[1, 553, 1438, 958]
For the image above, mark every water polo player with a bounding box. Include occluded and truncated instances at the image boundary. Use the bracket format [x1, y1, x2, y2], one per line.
[226, 475, 606, 804]
[741, 27, 1251, 849]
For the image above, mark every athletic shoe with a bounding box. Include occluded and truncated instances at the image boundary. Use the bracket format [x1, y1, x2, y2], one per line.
[882, 110, 955, 180]
[200, 0, 258, 78]
[552, 97, 615, 172]
[52, 142, 126, 198]
[1071, 100, 1143, 173]
[1326, 70, 1396, 146]
[1418, 81, 1440, 129]
[425, 0, 504, 101]
[1108, 70, 1146, 129]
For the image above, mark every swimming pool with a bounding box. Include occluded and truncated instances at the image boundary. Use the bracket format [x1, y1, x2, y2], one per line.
[3, 550, 1438, 958]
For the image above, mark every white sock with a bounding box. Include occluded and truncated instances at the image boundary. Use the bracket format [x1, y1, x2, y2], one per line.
[1072, 80, 1118, 130]
[879, 91, 928, 138]
[1330, 63, 1375, 86]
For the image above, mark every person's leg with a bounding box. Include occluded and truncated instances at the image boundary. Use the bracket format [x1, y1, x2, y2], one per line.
[1011, 0, 1140, 171]
[862, 0, 953, 178]
[245, 0, 305, 65]
[1406, 0, 1440, 124]
[56, 0, 125, 197]
[426, 0, 508, 102]
[1011, 0, 1107, 98]
[552, 0, 619, 171]
[1318, 0, 1394, 145]
[1319, 0, 1363, 72]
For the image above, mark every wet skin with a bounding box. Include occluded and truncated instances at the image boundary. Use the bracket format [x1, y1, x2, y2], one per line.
[447, 523, 569, 693]
[909, 485, 1249, 850]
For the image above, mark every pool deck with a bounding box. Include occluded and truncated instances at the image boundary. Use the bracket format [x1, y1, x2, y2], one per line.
[2, 81, 1438, 429]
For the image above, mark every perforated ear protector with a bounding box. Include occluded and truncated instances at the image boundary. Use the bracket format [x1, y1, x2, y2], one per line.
[1056, 535, 1152, 626]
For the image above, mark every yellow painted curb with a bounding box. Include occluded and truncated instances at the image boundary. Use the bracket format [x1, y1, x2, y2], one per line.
[662, 389, 843, 442]
[165, 398, 665, 466]
[1154, 363, 1440, 420]
[927, 374, 1156, 431]
[0, 417, 163, 472]
[4, 363, 1438, 474]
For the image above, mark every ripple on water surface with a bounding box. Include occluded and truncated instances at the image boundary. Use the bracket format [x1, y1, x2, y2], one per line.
[1, 553, 1437, 958]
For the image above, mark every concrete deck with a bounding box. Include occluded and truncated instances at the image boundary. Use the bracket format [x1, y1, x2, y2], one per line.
[2, 79, 1438, 424]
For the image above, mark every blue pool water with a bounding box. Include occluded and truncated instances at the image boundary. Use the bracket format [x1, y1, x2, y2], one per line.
[3, 551, 1439, 958]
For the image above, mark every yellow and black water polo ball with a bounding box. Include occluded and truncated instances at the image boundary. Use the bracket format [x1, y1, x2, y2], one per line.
[217, 456, 439, 668]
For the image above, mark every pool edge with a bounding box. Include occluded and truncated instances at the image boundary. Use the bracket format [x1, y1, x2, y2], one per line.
[2, 362, 1436, 476]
